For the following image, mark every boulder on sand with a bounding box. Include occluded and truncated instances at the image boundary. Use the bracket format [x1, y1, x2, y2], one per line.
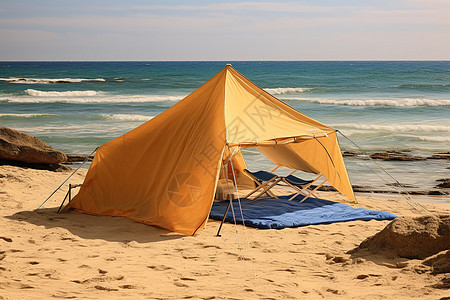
[0, 126, 67, 164]
[349, 215, 450, 259]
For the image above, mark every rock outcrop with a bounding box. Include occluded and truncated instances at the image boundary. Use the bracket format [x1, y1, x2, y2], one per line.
[428, 152, 450, 160]
[370, 151, 426, 161]
[0, 126, 67, 164]
[436, 178, 450, 189]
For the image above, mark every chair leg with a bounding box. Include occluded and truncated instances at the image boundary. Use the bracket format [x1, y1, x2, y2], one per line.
[252, 178, 281, 200]
[243, 176, 278, 199]
[299, 179, 328, 203]
[270, 165, 281, 173]
[243, 181, 266, 198]
[265, 188, 279, 199]
[286, 174, 323, 201]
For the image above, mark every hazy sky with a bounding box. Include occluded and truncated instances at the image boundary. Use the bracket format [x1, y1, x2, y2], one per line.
[1, 0, 449, 61]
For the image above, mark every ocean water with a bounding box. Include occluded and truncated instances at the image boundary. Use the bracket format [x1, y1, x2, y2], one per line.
[1, 61, 449, 195]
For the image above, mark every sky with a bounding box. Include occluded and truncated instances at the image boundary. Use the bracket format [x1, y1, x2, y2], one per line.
[0, 0, 449, 61]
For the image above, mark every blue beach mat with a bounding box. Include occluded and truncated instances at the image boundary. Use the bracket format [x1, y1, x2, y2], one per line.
[209, 195, 397, 229]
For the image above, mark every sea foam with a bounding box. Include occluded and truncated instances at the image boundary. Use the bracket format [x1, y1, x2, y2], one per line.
[265, 87, 309, 95]
[0, 113, 57, 118]
[25, 89, 98, 97]
[333, 123, 450, 133]
[284, 97, 450, 107]
[0, 77, 105, 84]
[100, 114, 154, 122]
[1, 93, 184, 103]
[396, 134, 450, 143]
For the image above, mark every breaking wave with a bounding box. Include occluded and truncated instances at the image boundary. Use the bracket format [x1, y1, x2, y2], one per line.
[0, 77, 105, 84]
[99, 114, 154, 122]
[0, 93, 184, 103]
[397, 134, 450, 143]
[0, 113, 57, 118]
[284, 97, 450, 107]
[333, 123, 450, 133]
[25, 89, 98, 97]
[265, 87, 309, 95]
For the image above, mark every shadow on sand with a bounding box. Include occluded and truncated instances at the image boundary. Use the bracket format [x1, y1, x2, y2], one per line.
[6, 207, 184, 244]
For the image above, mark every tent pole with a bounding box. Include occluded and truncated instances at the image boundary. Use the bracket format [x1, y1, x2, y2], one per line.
[227, 144, 247, 229]
[216, 160, 234, 237]
[215, 201, 231, 237]
[38, 147, 98, 210]
[57, 188, 70, 214]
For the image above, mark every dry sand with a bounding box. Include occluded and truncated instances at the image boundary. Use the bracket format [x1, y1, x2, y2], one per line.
[0, 164, 449, 299]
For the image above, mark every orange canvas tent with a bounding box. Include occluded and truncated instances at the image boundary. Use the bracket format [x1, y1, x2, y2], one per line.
[69, 65, 355, 235]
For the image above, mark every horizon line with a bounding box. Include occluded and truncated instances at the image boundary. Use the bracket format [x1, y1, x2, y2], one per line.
[1, 59, 450, 63]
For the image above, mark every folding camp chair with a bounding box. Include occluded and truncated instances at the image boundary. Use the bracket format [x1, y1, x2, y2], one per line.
[243, 169, 281, 200]
[282, 174, 326, 202]
[244, 167, 329, 202]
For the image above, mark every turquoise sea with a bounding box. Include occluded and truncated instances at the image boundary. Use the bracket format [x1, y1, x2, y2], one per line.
[1, 61, 449, 195]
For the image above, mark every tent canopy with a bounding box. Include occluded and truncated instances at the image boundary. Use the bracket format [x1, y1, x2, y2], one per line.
[70, 65, 355, 235]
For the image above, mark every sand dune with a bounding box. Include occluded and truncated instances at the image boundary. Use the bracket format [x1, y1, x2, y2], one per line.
[0, 165, 449, 299]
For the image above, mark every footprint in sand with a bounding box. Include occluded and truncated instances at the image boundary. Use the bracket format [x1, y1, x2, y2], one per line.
[78, 264, 91, 269]
[0, 237, 12, 242]
[181, 254, 200, 260]
[94, 285, 118, 291]
[250, 241, 262, 248]
[119, 284, 137, 289]
[147, 265, 172, 271]
[202, 244, 221, 249]
[180, 277, 196, 281]
[275, 268, 296, 274]
[72, 275, 124, 285]
[173, 281, 189, 288]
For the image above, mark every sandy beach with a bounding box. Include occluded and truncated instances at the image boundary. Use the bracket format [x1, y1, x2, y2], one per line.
[0, 164, 448, 299]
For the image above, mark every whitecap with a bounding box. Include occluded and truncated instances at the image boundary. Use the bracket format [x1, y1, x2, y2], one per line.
[25, 89, 98, 97]
[265, 87, 309, 95]
[0, 77, 105, 84]
[1, 94, 184, 103]
[396, 134, 450, 143]
[332, 123, 450, 133]
[99, 114, 154, 122]
[284, 97, 450, 107]
[0, 113, 57, 118]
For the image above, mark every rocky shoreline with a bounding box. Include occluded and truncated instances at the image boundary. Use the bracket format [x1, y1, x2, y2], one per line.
[343, 150, 450, 161]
